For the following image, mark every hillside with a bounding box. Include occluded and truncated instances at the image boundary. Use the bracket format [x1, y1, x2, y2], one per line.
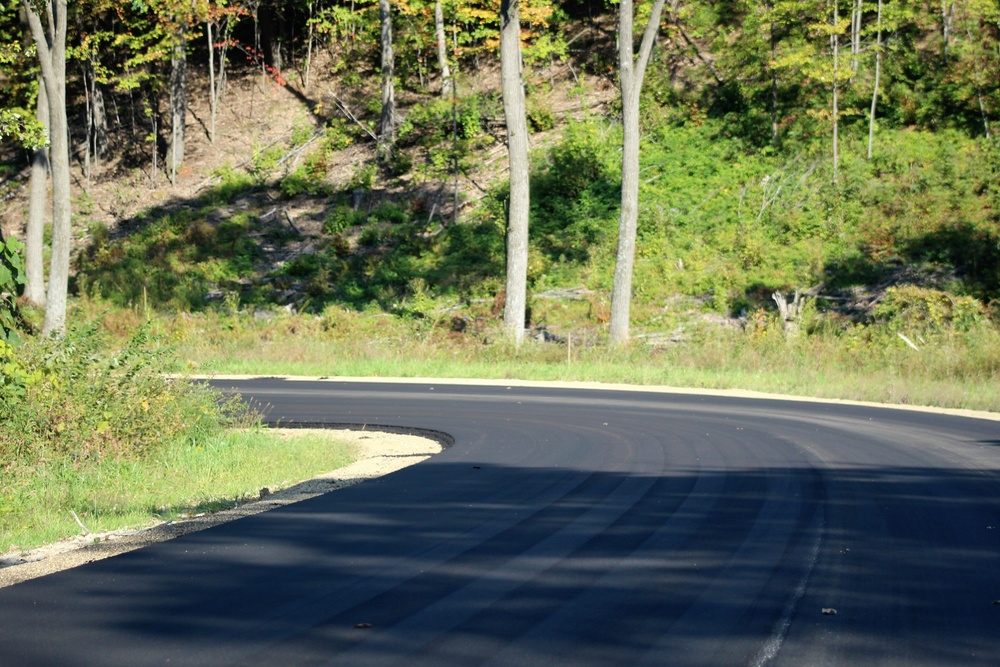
[2, 3, 999, 352]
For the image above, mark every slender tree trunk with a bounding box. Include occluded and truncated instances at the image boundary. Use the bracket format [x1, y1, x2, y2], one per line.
[868, 0, 882, 159]
[82, 63, 91, 181]
[304, 1, 314, 90]
[150, 97, 158, 182]
[23, 0, 71, 336]
[500, 0, 530, 344]
[832, 0, 840, 184]
[207, 20, 216, 143]
[90, 65, 108, 165]
[770, 3, 778, 146]
[208, 16, 231, 144]
[963, 14, 992, 140]
[25, 79, 49, 308]
[268, 10, 284, 73]
[855, 0, 862, 56]
[435, 0, 451, 96]
[379, 0, 395, 148]
[167, 32, 187, 182]
[942, 1, 954, 61]
[608, 0, 669, 345]
[851, 0, 862, 73]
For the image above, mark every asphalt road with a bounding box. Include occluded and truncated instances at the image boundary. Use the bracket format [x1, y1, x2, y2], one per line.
[1, 378, 998, 666]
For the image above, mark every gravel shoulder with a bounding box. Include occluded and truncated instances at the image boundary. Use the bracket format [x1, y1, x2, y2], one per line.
[0, 429, 442, 589]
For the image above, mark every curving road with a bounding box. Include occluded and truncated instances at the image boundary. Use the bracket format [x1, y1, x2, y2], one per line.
[1, 378, 999, 666]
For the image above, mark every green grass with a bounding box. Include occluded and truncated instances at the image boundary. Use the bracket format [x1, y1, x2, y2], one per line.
[0, 428, 357, 554]
[1, 321, 364, 555]
[146, 305, 1000, 414]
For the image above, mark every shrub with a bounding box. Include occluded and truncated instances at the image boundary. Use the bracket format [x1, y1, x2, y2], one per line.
[0, 236, 25, 342]
[0, 323, 252, 467]
[324, 204, 363, 234]
[280, 164, 328, 198]
[873, 286, 986, 332]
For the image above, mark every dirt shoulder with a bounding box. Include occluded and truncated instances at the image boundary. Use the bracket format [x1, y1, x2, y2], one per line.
[0, 429, 442, 590]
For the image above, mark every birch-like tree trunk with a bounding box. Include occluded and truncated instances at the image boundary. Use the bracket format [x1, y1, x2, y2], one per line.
[500, 0, 530, 344]
[207, 14, 232, 144]
[304, 1, 314, 91]
[963, 11, 993, 140]
[868, 0, 883, 159]
[769, 2, 779, 146]
[24, 78, 48, 308]
[942, 1, 954, 61]
[608, 0, 669, 345]
[435, 0, 451, 96]
[379, 0, 395, 147]
[851, 0, 862, 76]
[207, 19, 216, 142]
[832, 0, 840, 184]
[23, 0, 71, 335]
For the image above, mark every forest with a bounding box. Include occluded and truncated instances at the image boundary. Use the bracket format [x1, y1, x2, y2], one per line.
[1, 0, 1000, 400]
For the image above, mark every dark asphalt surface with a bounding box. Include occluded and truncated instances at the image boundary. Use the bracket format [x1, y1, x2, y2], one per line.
[1, 379, 998, 666]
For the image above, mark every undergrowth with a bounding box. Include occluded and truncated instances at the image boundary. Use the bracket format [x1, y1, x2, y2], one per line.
[0, 323, 359, 553]
[74, 116, 1000, 330]
[1, 428, 357, 553]
[75, 295, 998, 413]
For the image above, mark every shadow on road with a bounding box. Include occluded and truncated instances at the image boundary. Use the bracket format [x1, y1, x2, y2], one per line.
[0, 455, 997, 666]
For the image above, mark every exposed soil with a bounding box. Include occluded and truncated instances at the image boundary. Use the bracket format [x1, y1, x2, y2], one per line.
[0, 428, 442, 590]
[1, 45, 615, 243]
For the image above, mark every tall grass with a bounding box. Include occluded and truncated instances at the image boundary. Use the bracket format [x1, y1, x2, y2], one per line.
[121, 303, 1000, 413]
[1, 429, 356, 553]
[1, 322, 359, 553]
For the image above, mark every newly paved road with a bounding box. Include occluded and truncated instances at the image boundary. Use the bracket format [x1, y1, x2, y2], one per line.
[1, 379, 998, 666]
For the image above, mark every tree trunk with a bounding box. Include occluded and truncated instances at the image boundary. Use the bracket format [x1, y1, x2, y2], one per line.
[24, 78, 49, 308]
[851, 0, 862, 76]
[379, 0, 395, 148]
[769, 2, 778, 146]
[90, 66, 109, 164]
[150, 98, 158, 183]
[832, 0, 840, 184]
[608, 0, 669, 346]
[23, 0, 71, 336]
[500, 0, 530, 344]
[207, 20, 216, 143]
[868, 0, 882, 159]
[942, 1, 954, 61]
[167, 33, 187, 182]
[435, 0, 452, 96]
[304, 1, 314, 91]
[208, 15, 231, 144]
[82, 62, 91, 181]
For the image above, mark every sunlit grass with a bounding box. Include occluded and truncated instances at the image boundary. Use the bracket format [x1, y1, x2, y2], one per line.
[1, 429, 356, 554]
[146, 306, 1000, 413]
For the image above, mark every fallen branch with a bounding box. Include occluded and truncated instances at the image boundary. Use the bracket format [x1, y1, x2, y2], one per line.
[326, 92, 394, 158]
[897, 332, 920, 352]
[283, 209, 301, 234]
[70, 510, 90, 535]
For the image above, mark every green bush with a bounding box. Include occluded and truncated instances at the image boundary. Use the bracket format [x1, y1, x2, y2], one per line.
[280, 164, 328, 198]
[77, 209, 262, 311]
[0, 323, 252, 467]
[324, 204, 363, 234]
[529, 121, 619, 263]
[0, 236, 25, 342]
[873, 286, 986, 333]
[203, 167, 257, 205]
[249, 143, 287, 181]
